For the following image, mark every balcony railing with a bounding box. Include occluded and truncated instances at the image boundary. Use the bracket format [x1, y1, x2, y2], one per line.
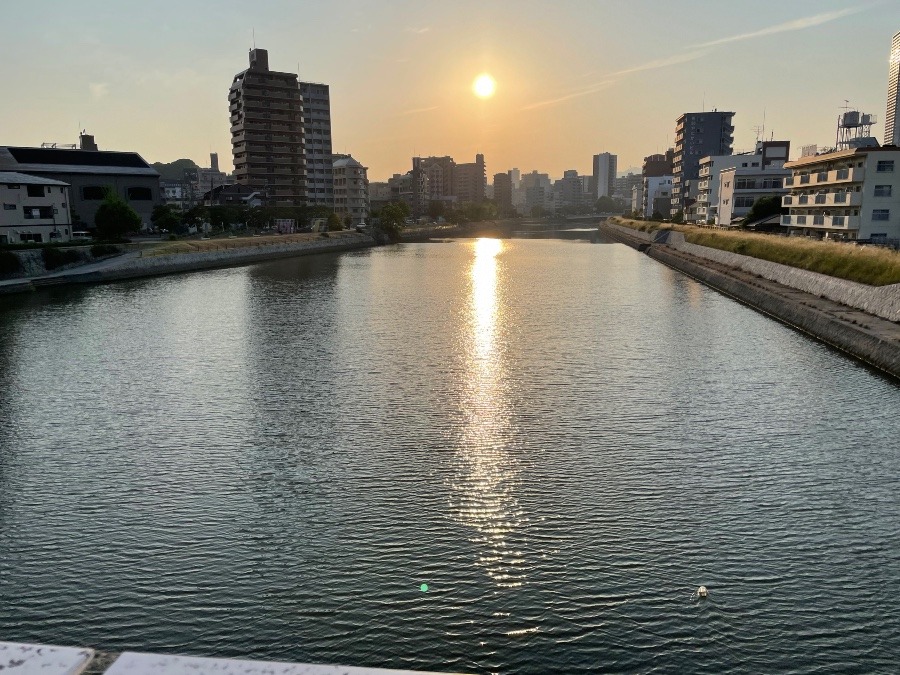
[787, 167, 865, 188]
[782, 214, 860, 229]
[782, 192, 862, 208]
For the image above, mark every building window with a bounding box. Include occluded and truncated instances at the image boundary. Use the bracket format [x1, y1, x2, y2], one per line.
[874, 185, 893, 197]
[872, 209, 890, 221]
[23, 206, 54, 219]
[19, 233, 43, 243]
[26, 185, 45, 197]
[126, 187, 153, 201]
[82, 186, 106, 200]
[876, 160, 895, 172]
[3, 203, 16, 211]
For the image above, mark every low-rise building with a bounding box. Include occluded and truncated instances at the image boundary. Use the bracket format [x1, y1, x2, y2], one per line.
[0, 135, 160, 231]
[717, 162, 789, 226]
[332, 154, 369, 226]
[0, 172, 72, 244]
[783, 146, 900, 240]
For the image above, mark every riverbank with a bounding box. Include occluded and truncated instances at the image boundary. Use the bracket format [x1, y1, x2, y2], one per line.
[0, 231, 374, 295]
[599, 220, 900, 379]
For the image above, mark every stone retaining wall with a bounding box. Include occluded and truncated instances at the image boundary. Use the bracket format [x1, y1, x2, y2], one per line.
[603, 221, 900, 322]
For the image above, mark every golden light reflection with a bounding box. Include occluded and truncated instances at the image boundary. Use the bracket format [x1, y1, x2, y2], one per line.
[451, 238, 527, 589]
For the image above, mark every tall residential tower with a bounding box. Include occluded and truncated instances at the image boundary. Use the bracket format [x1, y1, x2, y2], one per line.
[592, 153, 617, 199]
[229, 48, 306, 206]
[670, 111, 734, 217]
[299, 82, 334, 208]
[886, 30, 900, 146]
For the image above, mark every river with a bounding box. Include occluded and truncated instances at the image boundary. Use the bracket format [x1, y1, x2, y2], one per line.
[1, 237, 898, 673]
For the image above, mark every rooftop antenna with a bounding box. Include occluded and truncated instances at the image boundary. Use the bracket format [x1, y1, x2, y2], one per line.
[252, 28, 256, 49]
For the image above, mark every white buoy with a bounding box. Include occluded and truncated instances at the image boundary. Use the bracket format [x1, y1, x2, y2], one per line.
[697, 585, 708, 598]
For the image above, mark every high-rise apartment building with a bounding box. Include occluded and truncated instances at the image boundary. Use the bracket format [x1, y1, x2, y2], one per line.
[592, 153, 617, 198]
[454, 154, 486, 203]
[300, 82, 333, 208]
[642, 149, 675, 178]
[229, 48, 305, 206]
[493, 172, 512, 215]
[671, 111, 735, 217]
[886, 30, 900, 146]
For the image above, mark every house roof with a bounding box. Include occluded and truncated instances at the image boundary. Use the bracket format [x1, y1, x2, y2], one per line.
[0, 146, 159, 177]
[0, 171, 70, 187]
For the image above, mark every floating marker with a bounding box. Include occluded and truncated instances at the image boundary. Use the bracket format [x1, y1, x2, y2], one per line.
[420, 583, 429, 592]
[697, 586, 708, 598]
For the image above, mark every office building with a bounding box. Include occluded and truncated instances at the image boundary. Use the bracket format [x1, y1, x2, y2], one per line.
[229, 48, 306, 206]
[671, 111, 735, 217]
[300, 82, 333, 208]
[332, 154, 369, 226]
[592, 153, 617, 198]
[782, 146, 900, 240]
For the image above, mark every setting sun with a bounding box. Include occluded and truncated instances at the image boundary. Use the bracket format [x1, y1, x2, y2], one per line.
[472, 73, 496, 99]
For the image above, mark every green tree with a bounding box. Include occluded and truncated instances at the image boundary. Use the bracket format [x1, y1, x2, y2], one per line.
[327, 212, 342, 231]
[95, 189, 142, 240]
[151, 204, 181, 233]
[671, 211, 684, 224]
[426, 200, 444, 220]
[745, 195, 785, 223]
[376, 201, 410, 241]
[595, 196, 622, 214]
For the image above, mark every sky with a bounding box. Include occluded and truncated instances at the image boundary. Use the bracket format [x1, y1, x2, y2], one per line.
[3, 1, 899, 181]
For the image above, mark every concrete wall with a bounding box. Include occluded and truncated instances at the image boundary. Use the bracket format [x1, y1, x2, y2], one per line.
[603, 221, 900, 323]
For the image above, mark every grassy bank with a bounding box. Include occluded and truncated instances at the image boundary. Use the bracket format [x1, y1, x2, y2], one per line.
[144, 230, 360, 257]
[609, 217, 900, 286]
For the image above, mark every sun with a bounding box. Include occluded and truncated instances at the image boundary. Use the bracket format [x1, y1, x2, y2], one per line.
[472, 73, 496, 99]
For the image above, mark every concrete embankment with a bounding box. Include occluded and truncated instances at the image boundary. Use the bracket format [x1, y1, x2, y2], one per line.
[599, 221, 900, 380]
[0, 233, 375, 295]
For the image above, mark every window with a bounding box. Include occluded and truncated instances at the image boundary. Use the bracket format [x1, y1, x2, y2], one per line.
[126, 187, 153, 201]
[23, 206, 54, 219]
[874, 185, 893, 197]
[3, 203, 16, 211]
[19, 233, 43, 243]
[26, 185, 44, 197]
[82, 186, 106, 200]
[876, 160, 895, 173]
[872, 209, 890, 221]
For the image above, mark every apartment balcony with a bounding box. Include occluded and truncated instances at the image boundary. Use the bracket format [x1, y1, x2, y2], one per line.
[782, 192, 862, 208]
[781, 214, 860, 230]
[786, 167, 865, 188]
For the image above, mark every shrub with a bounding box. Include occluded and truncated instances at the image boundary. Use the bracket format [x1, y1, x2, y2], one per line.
[90, 244, 121, 257]
[42, 247, 81, 271]
[0, 250, 22, 275]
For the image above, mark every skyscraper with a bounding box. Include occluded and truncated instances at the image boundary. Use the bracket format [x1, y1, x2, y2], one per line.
[886, 30, 900, 146]
[670, 111, 734, 217]
[299, 82, 333, 208]
[592, 153, 617, 199]
[229, 48, 306, 206]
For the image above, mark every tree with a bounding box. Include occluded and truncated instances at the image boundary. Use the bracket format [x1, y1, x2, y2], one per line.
[327, 212, 342, 231]
[426, 200, 444, 220]
[595, 196, 622, 214]
[651, 210, 665, 221]
[671, 211, 684, 224]
[151, 204, 181, 233]
[745, 195, 785, 223]
[376, 201, 409, 241]
[95, 189, 142, 240]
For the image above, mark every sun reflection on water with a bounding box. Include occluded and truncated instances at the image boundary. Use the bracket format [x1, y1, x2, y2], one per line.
[451, 238, 527, 589]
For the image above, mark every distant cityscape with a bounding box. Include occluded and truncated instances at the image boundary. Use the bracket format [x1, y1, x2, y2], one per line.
[4, 31, 900, 245]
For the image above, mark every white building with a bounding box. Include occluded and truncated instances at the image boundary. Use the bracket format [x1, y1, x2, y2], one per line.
[0, 172, 72, 244]
[592, 153, 616, 198]
[694, 155, 742, 223]
[782, 147, 900, 240]
[641, 176, 673, 218]
[332, 154, 369, 226]
[717, 162, 789, 226]
[300, 82, 334, 208]
[631, 183, 642, 215]
[886, 30, 900, 147]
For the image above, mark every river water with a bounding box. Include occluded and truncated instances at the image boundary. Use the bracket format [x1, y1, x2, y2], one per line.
[1, 238, 899, 673]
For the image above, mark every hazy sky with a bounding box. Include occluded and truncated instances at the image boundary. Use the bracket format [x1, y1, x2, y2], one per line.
[3, 1, 898, 181]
